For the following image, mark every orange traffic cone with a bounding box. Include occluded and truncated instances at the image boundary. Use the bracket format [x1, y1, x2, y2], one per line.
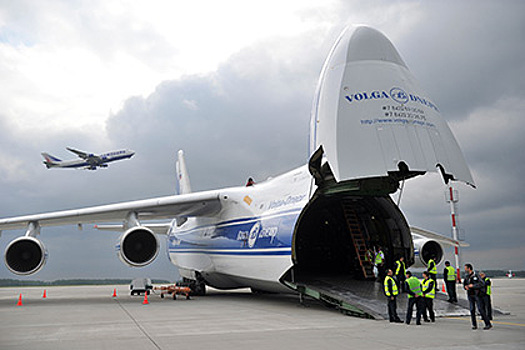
[142, 292, 149, 305]
[441, 283, 446, 293]
[16, 294, 23, 306]
[112, 288, 117, 298]
[42, 290, 47, 299]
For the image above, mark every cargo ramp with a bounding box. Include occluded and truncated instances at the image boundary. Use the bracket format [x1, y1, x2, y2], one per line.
[282, 273, 480, 320]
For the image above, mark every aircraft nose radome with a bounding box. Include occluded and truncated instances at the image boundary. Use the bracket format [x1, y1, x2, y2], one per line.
[311, 25, 474, 186]
[331, 26, 407, 68]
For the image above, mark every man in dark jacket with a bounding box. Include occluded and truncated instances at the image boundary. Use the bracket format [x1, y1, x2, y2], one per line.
[394, 256, 406, 292]
[384, 269, 403, 323]
[463, 263, 492, 330]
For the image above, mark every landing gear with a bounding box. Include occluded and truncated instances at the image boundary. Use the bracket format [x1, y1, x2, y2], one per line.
[177, 276, 206, 296]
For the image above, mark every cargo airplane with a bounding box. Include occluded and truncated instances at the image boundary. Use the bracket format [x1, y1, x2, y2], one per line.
[41, 147, 135, 170]
[0, 26, 473, 305]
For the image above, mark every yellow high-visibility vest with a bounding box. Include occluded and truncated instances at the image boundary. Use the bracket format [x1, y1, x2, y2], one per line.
[384, 276, 399, 297]
[427, 259, 437, 274]
[395, 260, 405, 276]
[421, 278, 435, 299]
[406, 276, 422, 298]
[445, 266, 456, 281]
[365, 250, 373, 263]
[484, 277, 492, 296]
[375, 250, 384, 265]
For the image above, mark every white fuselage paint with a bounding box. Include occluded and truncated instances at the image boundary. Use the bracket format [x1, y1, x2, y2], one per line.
[168, 166, 311, 292]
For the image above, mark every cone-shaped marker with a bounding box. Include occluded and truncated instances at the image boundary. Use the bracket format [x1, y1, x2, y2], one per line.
[43, 290, 47, 299]
[441, 283, 446, 293]
[112, 288, 117, 298]
[142, 292, 149, 305]
[17, 294, 23, 306]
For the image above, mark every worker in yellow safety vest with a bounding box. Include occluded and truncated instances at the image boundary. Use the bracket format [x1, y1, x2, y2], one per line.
[394, 256, 406, 292]
[384, 269, 403, 323]
[443, 261, 458, 303]
[375, 246, 386, 281]
[480, 271, 493, 321]
[427, 258, 437, 284]
[365, 248, 374, 265]
[421, 271, 436, 322]
[405, 271, 424, 325]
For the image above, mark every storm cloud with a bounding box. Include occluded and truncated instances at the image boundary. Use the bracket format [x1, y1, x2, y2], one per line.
[1, 1, 524, 280]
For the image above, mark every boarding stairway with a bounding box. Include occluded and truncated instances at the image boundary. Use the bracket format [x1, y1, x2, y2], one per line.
[341, 199, 375, 279]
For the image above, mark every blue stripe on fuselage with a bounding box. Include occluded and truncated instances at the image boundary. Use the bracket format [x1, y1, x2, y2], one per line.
[168, 248, 291, 256]
[168, 209, 302, 255]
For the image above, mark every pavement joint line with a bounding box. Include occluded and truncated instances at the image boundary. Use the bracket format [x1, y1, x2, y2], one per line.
[444, 316, 525, 327]
[114, 298, 163, 350]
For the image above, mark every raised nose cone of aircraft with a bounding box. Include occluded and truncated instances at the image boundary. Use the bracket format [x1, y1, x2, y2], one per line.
[326, 26, 408, 69]
[311, 25, 474, 187]
[346, 26, 407, 67]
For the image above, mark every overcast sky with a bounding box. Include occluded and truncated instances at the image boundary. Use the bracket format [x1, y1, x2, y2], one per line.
[0, 0, 524, 281]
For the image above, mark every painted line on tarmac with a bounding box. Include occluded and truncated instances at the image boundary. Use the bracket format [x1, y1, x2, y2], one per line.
[444, 316, 525, 327]
[114, 298, 163, 350]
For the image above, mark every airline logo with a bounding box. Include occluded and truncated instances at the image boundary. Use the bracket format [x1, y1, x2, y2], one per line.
[248, 222, 260, 248]
[237, 222, 280, 248]
[343, 86, 439, 111]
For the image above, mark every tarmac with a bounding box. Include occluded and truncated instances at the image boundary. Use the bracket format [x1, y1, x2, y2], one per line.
[1, 278, 524, 350]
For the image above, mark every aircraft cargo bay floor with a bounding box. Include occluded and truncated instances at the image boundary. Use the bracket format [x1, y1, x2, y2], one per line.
[1, 279, 524, 350]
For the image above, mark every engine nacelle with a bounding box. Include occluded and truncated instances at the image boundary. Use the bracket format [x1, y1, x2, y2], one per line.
[116, 226, 159, 267]
[4, 236, 47, 275]
[412, 238, 444, 269]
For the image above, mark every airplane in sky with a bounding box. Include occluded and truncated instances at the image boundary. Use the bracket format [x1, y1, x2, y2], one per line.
[41, 147, 135, 170]
[0, 26, 473, 312]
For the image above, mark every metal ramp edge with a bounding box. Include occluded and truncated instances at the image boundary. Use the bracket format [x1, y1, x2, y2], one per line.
[283, 280, 380, 319]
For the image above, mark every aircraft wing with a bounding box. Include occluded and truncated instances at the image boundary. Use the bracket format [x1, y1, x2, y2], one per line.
[66, 147, 91, 160]
[0, 190, 221, 231]
[93, 223, 172, 235]
[410, 226, 469, 247]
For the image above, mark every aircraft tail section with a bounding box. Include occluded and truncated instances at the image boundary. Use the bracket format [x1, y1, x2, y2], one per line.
[176, 150, 192, 195]
[41, 153, 62, 168]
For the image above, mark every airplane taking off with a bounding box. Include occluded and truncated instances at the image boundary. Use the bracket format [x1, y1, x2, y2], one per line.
[0, 26, 473, 314]
[41, 147, 135, 170]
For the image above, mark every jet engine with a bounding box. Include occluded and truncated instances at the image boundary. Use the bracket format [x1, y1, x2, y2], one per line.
[412, 237, 444, 268]
[116, 226, 159, 267]
[4, 236, 47, 275]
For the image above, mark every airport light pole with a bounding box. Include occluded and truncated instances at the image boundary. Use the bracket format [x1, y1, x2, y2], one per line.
[446, 184, 462, 282]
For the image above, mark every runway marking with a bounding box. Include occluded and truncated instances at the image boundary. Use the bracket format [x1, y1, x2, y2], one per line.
[114, 299, 163, 350]
[444, 316, 525, 327]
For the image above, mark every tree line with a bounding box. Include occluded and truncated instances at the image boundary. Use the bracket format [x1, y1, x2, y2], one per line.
[0, 278, 171, 287]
